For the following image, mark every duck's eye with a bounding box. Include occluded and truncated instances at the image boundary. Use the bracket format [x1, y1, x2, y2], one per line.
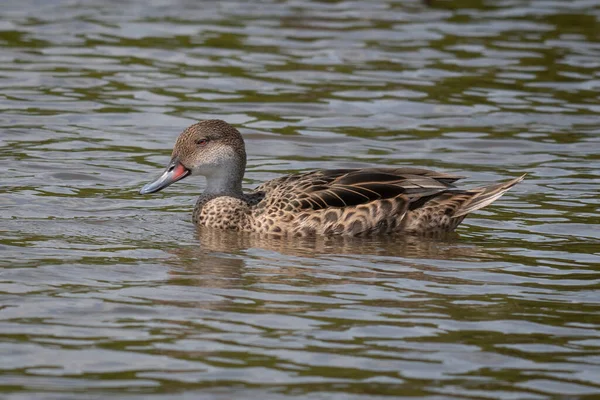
[195, 138, 209, 146]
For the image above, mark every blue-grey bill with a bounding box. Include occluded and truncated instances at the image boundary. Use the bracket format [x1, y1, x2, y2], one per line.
[139, 162, 190, 194]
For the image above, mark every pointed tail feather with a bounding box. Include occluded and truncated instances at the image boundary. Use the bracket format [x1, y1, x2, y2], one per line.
[453, 174, 526, 218]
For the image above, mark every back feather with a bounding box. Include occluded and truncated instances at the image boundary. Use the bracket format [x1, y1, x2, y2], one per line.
[299, 168, 462, 210]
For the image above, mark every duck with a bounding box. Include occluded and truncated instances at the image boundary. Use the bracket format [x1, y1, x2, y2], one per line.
[139, 120, 525, 237]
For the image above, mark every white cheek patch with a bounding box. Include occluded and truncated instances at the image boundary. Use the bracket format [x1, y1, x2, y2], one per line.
[190, 145, 238, 176]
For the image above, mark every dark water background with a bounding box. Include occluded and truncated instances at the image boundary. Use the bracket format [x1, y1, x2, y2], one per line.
[1, 0, 599, 398]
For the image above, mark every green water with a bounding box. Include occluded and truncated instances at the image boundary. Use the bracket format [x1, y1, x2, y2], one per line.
[1, 0, 599, 398]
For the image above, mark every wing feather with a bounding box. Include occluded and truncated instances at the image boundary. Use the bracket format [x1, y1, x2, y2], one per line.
[253, 167, 463, 211]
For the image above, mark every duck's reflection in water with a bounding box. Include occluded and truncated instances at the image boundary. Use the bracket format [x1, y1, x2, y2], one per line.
[166, 228, 497, 291]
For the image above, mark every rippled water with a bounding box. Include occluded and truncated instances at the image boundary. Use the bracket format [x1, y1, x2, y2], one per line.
[2, 0, 600, 398]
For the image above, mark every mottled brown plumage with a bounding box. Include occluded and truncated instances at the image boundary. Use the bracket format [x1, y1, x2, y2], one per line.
[139, 120, 525, 237]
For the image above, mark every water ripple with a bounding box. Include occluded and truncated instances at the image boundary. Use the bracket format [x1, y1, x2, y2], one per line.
[2, 0, 600, 398]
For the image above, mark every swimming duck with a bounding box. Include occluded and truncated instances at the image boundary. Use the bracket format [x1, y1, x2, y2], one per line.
[140, 120, 525, 236]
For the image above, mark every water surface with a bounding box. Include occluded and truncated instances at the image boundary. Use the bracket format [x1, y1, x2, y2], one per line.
[1, 0, 600, 398]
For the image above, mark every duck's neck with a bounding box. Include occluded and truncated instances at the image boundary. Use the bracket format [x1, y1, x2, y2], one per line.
[202, 166, 244, 198]
[193, 168, 245, 226]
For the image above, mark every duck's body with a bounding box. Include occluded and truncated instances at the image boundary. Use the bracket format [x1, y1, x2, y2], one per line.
[140, 120, 525, 237]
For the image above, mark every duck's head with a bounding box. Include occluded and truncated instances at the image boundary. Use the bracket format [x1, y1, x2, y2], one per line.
[139, 120, 247, 195]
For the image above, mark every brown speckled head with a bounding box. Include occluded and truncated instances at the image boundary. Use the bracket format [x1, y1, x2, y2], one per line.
[139, 120, 247, 196]
[173, 120, 246, 171]
[174, 120, 247, 196]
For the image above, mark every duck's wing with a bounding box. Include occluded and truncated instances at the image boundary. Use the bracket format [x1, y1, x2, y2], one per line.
[254, 168, 464, 211]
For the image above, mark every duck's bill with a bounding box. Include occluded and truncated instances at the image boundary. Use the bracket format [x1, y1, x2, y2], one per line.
[139, 160, 190, 194]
